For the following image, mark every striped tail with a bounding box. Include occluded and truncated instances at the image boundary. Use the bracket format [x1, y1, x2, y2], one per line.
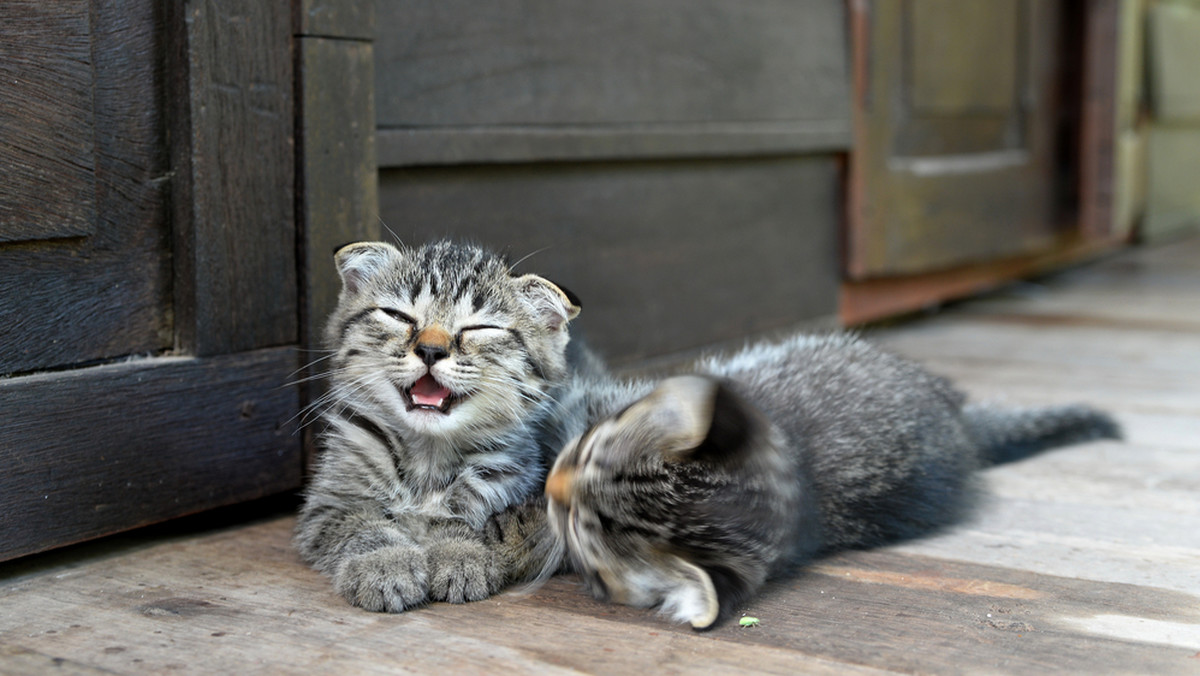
[963, 402, 1122, 467]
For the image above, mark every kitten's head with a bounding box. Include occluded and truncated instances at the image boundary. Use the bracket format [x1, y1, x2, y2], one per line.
[545, 375, 799, 630]
[324, 240, 579, 441]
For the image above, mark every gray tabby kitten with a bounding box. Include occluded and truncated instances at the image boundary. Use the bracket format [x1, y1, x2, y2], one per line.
[295, 240, 585, 611]
[544, 334, 1120, 629]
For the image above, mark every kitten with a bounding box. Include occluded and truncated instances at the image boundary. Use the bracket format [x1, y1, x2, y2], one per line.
[544, 333, 1120, 629]
[294, 240, 586, 612]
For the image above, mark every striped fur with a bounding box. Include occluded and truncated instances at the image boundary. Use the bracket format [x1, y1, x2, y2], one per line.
[545, 334, 1121, 629]
[295, 240, 585, 612]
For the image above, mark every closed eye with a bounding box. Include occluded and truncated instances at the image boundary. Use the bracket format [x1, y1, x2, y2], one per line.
[458, 325, 509, 342]
[379, 308, 416, 324]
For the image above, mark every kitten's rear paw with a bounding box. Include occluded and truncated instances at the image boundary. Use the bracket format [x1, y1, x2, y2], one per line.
[335, 545, 429, 612]
[426, 539, 505, 604]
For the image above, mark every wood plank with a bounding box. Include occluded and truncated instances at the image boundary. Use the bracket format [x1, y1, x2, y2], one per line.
[297, 36, 378, 354]
[0, 0, 173, 376]
[0, 348, 302, 561]
[167, 0, 297, 356]
[1080, 0, 1119, 238]
[375, 0, 850, 130]
[0, 515, 884, 675]
[3, 515, 1195, 674]
[296, 33, 380, 468]
[376, 121, 853, 167]
[0, 0, 96, 242]
[379, 157, 841, 365]
[839, 234, 1127, 325]
[295, 0, 373, 39]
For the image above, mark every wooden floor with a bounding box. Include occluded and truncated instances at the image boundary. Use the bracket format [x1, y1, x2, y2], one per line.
[3, 238, 1199, 675]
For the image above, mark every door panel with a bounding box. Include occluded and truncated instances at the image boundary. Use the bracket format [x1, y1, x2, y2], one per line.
[0, 0, 171, 377]
[0, 0, 96, 242]
[849, 0, 1068, 278]
[0, 0, 301, 562]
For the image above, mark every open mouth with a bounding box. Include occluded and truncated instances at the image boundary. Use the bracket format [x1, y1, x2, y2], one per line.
[403, 374, 459, 414]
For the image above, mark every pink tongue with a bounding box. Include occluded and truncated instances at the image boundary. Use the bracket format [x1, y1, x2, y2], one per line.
[410, 375, 451, 407]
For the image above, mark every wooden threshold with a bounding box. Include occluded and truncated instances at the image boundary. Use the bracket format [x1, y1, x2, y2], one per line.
[839, 233, 1129, 325]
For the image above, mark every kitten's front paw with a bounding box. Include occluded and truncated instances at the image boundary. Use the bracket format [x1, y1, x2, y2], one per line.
[334, 545, 429, 612]
[425, 539, 505, 604]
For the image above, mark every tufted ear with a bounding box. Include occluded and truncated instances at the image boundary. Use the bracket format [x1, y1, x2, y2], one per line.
[659, 555, 720, 630]
[334, 241, 401, 295]
[622, 376, 719, 458]
[514, 274, 581, 332]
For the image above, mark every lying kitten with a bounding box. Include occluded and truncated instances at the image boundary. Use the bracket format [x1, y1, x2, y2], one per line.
[294, 240, 586, 611]
[544, 334, 1119, 629]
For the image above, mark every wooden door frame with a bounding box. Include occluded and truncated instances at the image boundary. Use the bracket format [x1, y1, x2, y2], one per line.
[841, 0, 1128, 325]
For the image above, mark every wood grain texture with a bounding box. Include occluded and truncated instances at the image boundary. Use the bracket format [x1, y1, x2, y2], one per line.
[847, 0, 1070, 278]
[168, 0, 297, 356]
[379, 157, 841, 365]
[0, 236, 1197, 674]
[373, 0, 851, 166]
[295, 0, 373, 39]
[0, 347, 302, 562]
[376, 121, 853, 167]
[1080, 0, 1119, 239]
[297, 36, 379, 358]
[0, 0, 96, 242]
[839, 233, 1125, 325]
[0, 0, 172, 376]
[376, 0, 849, 128]
[296, 30, 380, 469]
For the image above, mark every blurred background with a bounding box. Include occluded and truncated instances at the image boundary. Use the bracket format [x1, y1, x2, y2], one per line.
[2, 0, 1197, 559]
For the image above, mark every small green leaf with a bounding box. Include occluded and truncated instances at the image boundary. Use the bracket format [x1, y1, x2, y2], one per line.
[738, 616, 760, 627]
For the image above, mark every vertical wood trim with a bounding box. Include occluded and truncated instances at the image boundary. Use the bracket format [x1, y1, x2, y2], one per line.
[1080, 0, 1120, 239]
[168, 0, 297, 357]
[294, 1, 379, 467]
[845, 0, 872, 280]
[295, 0, 374, 40]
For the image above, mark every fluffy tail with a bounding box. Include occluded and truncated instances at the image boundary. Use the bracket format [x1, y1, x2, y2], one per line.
[963, 402, 1122, 466]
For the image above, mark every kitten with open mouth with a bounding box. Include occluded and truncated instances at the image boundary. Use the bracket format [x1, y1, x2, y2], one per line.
[296, 240, 585, 613]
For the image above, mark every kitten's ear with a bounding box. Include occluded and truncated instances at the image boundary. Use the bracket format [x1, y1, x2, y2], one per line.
[660, 556, 720, 630]
[334, 241, 401, 295]
[638, 376, 755, 463]
[514, 274, 581, 331]
[630, 376, 719, 457]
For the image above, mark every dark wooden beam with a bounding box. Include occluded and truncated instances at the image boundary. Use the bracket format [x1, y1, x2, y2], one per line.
[0, 347, 302, 562]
